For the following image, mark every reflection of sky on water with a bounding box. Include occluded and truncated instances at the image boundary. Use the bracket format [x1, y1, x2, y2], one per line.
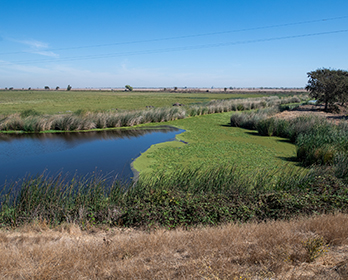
[0, 126, 183, 185]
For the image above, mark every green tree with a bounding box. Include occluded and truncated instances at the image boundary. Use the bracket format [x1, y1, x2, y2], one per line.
[306, 68, 348, 111]
[125, 85, 133, 91]
[67, 85, 72, 91]
[338, 72, 348, 105]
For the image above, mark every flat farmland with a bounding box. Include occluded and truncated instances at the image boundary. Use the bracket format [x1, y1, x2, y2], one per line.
[0, 90, 289, 114]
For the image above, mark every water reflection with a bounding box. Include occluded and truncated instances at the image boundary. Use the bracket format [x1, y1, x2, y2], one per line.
[0, 126, 183, 185]
[0, 126, 180, 142]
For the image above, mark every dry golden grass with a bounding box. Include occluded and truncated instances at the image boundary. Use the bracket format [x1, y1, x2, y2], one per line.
[1, 214, 348, 279]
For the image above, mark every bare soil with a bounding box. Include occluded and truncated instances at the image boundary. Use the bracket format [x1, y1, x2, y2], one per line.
[275, 104, 348, 124]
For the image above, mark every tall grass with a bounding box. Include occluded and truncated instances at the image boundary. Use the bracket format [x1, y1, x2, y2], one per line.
[230, 109, 348, 170]
[1, 164, 347, 228]
[0, 95, 307, 132]
[230, 106, 280, 129]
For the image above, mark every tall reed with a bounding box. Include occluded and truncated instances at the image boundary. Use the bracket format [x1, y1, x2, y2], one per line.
[230, 108, 348, 169]
[1, 164, 346, 228]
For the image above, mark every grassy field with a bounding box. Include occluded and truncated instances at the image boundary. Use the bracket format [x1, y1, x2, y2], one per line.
[133, 111, 298, 175]
[1, 213, 348, 279]
[0, 90, 298, 114]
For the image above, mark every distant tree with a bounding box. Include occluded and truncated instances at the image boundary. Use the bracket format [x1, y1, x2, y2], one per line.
[55, 86, 60, 90]
[306, 68, 348, 111]
[67, 85, 72, 91]
[9, 87, 13, 90]
[125, 85, 133, 91]
[44, 86, 50, 90]
[28, 87, 31, 90]
[224, 87, 227, 92]
[174, 87, 178, 91]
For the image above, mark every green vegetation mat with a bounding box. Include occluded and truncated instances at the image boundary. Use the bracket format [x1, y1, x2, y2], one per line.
[133, 111, 298, 175]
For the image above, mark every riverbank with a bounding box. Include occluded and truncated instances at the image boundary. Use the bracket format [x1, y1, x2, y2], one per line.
[132, 110, 298, 176]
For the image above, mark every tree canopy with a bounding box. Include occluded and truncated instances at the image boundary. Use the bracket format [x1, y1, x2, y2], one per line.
[125, 85, 133, 91]
[306, 68, 348, 111]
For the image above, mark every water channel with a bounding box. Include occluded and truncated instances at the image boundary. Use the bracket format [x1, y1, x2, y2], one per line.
[0, 126, 184, 186]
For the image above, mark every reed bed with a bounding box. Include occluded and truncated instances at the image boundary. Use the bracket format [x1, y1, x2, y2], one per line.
[231, 109, 348, 169]
[1, 164, 347, 229]
[0, 95, 306, 132]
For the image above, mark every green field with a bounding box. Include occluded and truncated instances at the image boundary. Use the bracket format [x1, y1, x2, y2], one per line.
[133, 111, 298, 175]
[0, 90, 294, 115]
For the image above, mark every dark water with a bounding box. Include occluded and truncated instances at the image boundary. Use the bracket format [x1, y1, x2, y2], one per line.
[0, 126, 184, 185]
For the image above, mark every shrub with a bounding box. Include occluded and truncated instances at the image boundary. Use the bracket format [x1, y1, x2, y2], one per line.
[125, 85, 133, 91]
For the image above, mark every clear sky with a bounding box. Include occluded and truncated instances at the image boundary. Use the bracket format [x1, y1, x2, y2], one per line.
[1, 0, 348, 89]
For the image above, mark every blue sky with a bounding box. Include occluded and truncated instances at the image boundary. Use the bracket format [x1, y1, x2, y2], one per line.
[1, 0, 348, 88]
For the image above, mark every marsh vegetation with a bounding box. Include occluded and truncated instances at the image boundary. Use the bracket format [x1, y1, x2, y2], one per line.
[231, 107, 348, 169]
[1, 90, 348, 279]
[0, 95, 306, 132]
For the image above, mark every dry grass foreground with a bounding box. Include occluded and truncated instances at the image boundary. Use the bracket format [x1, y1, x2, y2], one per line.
[1, 214, 348, 279]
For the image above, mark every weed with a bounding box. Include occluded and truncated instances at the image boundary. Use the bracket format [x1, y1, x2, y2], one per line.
[303, 235, 328, 262]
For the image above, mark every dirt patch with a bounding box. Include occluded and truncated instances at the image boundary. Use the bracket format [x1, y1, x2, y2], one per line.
[275, 104, 348, 124]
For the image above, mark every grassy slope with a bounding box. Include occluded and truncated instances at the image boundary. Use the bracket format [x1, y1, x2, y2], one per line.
[1, 213, 348, 279]
[0, 90, 270, 114]
[133, 111, 298, 175]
